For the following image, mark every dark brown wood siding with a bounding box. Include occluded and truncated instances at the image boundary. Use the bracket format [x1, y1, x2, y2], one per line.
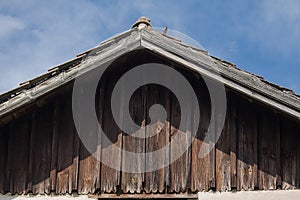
[0, 50, 299, 195]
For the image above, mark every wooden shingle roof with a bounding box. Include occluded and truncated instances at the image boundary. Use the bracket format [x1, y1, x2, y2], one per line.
[1, 27, 300, 120]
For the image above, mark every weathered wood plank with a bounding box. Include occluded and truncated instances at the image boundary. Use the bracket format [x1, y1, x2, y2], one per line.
[5, 122, 14, 193]
[71, 86, 81, 194]
[281, 119, 297, 189]
[100, 75, 122, 193]
[190, 78, 212, 192]
[56, 95, 74, 194]
[297, 126, 300, 188]
[0, 124, 9, 194]
[275, 117, 282, 189]
[26, 112, 36, 193]
[50, 100, 60, 192]
[121, 87, 145, 194]
[12, 117, 31, 194]
[144, 85, 170, 193]
[236, 98, 257, 191]
[258, 109, 280, 190]
[216, 100, 231, 192]
[72, 127, 80, 192]
[32, 105, 54, 194]
[170, 83, 192, 193]
[230, 96, 237, 189]
[96, 76, 106, 193]
[77, 79, 104, 194]
[78, 146, 100, 194]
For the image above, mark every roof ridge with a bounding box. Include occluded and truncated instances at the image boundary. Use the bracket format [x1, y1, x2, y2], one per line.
[1, 27, 300, 120]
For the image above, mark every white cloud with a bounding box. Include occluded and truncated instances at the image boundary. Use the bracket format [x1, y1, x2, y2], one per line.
[0, 1, 124, 93]
[0, 14, 24, 39]
[0, 1, 299, 95]
[235, 0, 300, 57]
[0, 1, 190, 94]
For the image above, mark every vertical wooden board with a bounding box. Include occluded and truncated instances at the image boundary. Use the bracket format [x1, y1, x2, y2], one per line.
[121, 87, 145, 194]
[229, 96, 237, 190]
[100, 76, 122, 194]
[236, 99, 257, 191]
[96, 77, 106, 192]
[50, 100, 60, 192]
[78, 147, 100, 194]
[56, 96, 75, 194]
[6, 122, 14, 194]
[216, 100, 231, 192]
[77, 80, 101, 195]
[169, 87, 192, 193]
[144, 85, 170, 193]
[67, 118, 77, 194]
[258, 110, 280, 190]
[275, 117, 282, 189]
[0, 124, 9, 194]
[281, 119, 297, 189]
[72, 129, 80, 192]
[12, 117, 31, 194]
[77, 80, 104, 194]
[27, 112, 36, 193]
[32, 105, 54, 194]
[72, 87, 82, 194]
[297, 124, 300, 188]
[190, 78, 212, 192]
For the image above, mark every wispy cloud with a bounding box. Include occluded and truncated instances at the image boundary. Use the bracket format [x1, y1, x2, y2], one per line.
[0, 0, 299, 94]
[0, 1, 121, 93]
[0, 0, 190, 94]
[0, 14, 24, 39]
[233, 0, 300, 57]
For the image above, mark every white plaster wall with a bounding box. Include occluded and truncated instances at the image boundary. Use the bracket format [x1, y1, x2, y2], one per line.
[198, 190, 300, 200]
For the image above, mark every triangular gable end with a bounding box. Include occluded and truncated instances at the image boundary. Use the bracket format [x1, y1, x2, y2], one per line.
[1, 27, 300, 121]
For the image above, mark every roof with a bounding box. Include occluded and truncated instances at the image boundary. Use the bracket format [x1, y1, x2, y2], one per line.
[1, 25, 300, 120]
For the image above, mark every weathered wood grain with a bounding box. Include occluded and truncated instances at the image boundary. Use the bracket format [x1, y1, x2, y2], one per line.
[0, 125, 8, 194]
[229, 96, 237, 189]
[50, 100, 60, 192]
[258, 109, 280, 190]
[281, 119, 297, 189]
[169, 90, 192, 193]
[32, 105, 54, 194]
[216, 100, 231, 192]
[100, 75, 122, 193]
[297, 127, 300, 188]
[12, 118, 31, 194]
[56, 96, 74, 194]
[297, 124, 300, 188]
[77, 79, 104, 194]
[236, 98, 257, 191]
[144, 85, 170, 193]
[26, 112, 37, 193]
[0, 125, 9, 194]
[5, 122, 14, 193]
[121, 87, 145, 194]
[190, 76, 214, 192]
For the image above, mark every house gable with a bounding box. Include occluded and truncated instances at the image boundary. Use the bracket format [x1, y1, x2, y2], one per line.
[0, 18, 299, 197]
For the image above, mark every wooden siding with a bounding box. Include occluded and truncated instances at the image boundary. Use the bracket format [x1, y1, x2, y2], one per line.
[0, 50, 299, 195]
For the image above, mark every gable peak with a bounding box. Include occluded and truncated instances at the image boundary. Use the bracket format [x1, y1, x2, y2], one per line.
[131, 16, 152, 30]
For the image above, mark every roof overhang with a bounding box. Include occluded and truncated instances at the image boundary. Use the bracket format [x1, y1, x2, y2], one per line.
[1, 28, 300, 121]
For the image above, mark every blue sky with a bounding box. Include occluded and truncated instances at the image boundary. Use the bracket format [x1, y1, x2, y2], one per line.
[0, 0, 299, 94]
